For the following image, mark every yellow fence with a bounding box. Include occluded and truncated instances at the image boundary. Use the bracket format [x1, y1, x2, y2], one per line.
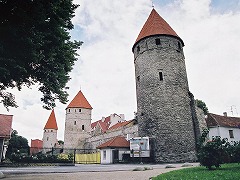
[75, 152, 100, 164]
[58, 152, 101, 164]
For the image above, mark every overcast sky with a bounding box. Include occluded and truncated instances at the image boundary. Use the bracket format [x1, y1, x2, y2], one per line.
[1, 0, 240, 144]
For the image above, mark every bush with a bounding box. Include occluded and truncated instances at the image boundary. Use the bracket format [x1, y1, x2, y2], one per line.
[197, 129, 240, 170]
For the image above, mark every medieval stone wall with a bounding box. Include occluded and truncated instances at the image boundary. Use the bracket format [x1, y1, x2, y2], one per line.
[64, 108, 92, 149]
[42, 129, 57, 148]
[133, 35, 197, 163]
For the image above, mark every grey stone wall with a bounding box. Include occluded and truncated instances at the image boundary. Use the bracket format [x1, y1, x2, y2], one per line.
[133, 35, 197, 163]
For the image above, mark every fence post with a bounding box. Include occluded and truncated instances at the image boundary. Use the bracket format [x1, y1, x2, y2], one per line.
[73, 149, 76, 164]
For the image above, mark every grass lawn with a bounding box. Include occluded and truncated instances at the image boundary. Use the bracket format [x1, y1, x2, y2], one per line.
[152, 163, 240, 180]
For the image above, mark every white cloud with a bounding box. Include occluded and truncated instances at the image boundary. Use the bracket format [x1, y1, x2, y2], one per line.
[1, 0, 240, 144]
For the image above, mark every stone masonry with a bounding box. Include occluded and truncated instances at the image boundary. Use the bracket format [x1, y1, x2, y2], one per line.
[133, 34, 197, 162]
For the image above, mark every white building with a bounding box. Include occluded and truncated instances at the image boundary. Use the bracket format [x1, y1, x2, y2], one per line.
[206, 113, 240, 142]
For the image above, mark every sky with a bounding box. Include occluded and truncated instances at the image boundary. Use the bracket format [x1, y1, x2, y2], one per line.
[1, 0, 240, 144]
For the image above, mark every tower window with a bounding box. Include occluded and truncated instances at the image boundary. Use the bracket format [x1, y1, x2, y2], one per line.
[159, 72, 163, 81]
[137, 46, 140, 53]
[79, 109, 81, 112]
[155, 38, 161, 45]
[137, 76, 140, 82]
[178, 42, 182, 51]
[74, 121, 76, 125]
[229, 130, 234, 138]
[82, 125, 85, 130]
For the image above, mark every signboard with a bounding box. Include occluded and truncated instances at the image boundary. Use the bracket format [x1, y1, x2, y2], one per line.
[130, 137, 150, 157]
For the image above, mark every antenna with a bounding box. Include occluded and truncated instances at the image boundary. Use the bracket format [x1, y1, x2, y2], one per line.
[151, 0, 154, 8]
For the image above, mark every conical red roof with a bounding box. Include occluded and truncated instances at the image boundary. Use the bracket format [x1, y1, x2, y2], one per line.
[133, 9, 183, 49]
[44, 109, 58, 130]
[67, 91, 92, 109]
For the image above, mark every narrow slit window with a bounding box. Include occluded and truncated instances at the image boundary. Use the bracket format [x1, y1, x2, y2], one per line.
[178, 42, 181, 50]
[137, 76, 140, 82]
[155, 38, 161, 45]
[74, 121, 76, 125]
[159, 72, 163, 81]
[82, 125, 85, 130]
[137, 46, 140, 53]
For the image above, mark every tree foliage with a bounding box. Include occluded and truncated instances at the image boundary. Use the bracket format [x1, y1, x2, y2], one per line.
[6, 130, 29, 159]
[195, 99, 209, 115]
[0, 0, 82, 110]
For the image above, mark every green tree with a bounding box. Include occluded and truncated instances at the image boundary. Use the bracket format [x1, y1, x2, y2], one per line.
[0, 0, 82, 110]
[195, 99, 209, 115]
[6, 130, 29, 158]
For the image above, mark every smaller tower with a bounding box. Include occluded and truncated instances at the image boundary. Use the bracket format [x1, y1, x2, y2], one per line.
[64, 91, 92, 149]
[43, 109, 58, 149]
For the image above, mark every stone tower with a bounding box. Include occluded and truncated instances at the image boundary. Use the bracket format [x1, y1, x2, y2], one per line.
[64, 90, 92, 150]
[43, 109, 58, 148]
[132, 9, 197, 162]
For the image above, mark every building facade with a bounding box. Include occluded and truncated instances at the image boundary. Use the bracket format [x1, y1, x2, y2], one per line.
[132, 9, 197, 162]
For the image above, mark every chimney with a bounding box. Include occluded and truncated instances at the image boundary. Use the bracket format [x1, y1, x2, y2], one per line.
[223, 112, 227, 117]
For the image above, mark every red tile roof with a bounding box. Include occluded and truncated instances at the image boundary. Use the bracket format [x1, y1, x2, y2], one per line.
[97, 136, 130, 149]
[44, 109, 58, 130]
[91, 116, 111, 133]
[206, 113, 240, 128]
[133, 8, 183, 50]
[0, 114, 13, 138]
[67, 91, 92, 109]
[108, 120, 133, 131]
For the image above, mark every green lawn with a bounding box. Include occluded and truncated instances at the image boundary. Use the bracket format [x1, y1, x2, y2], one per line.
[152, 163, 240, 180]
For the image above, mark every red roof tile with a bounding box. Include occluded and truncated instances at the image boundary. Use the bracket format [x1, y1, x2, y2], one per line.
[206, 113, 240, 128]
[0, 114, 13, 138]
[44, 109, 58, 130]
[108, 120, 133, 131]
[67, 91, 92, 109]
[91, 116, 111, 133]
[133, 8, 183, 50]
[97, 136, 130, 149]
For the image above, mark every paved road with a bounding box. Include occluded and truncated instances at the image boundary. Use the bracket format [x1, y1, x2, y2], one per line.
[0, 163, 199, 180]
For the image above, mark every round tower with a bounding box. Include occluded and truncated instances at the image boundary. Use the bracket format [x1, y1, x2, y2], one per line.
[64, 90, 92, 150]
[43, 109, 58, 149]
[132, 9, 197, 162]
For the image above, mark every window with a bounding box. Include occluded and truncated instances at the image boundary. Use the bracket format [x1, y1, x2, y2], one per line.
[178, 42, 182, 51]
[51, 130, 53, 132]
[103, 150, 106, 160]
[159, 72, 163, 81]
[47, 137, 49, 141]
[229, 130, 234, 138]
[137, 46, 140, 53]
[79, 109, 81, 112]
[137, 76, 140, 82]
[74, 121, 76, 125]
[68, 109, 70, 112]
[155, 38, 161, 45]
[82, 125, 85, 130]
